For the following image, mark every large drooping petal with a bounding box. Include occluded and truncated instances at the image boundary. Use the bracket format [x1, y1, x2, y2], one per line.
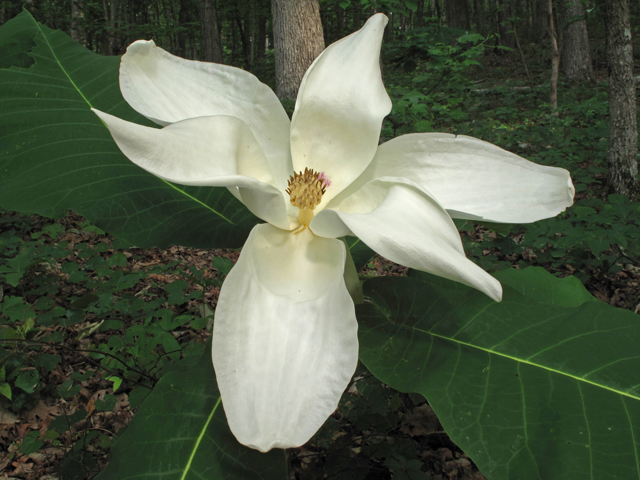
[93, 110, 290, 230]
[289, 14, 392, 208]
[212, 224, 358, 452]
[312, 179, 502, 302]
[333, 133, 574, 223]
[119, 40, 292, 192]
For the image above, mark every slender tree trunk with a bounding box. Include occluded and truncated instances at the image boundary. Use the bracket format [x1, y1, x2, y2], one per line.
[560, 0, 593, 82]
[177, 0, 188, 57]
[70, 0, 81, 43]
[496, 0, 516, 48]
[271, 0, 325, 100]
[548, 0, 559, 111]
[474, 0, 487, 35]
[199, 0, 223, 63]
[256, 4, 267, 66]
[416, 0, 425, 27]
[513, 18, 531, 82]
[234, 2, 252, 69]
[534, 0, 548, 41]
[445, 0, 471, 29]
[102, 0, 114, 54]
[160, 0, 174, 51]
[605, 0, 639, 197]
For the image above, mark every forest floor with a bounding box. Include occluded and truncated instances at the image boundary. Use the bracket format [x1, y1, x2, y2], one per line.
[2, 44, 640, 480]
[0, 211, 493, 480]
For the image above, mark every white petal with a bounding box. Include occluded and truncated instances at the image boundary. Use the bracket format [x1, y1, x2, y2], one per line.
[312, 179, 502, 302]
[93, 109, 290, 229]
[289, 14, 392, 207]
[334, 133, 574, 223]
[213, 224, 358, 452]
[119, 40, 292, 193]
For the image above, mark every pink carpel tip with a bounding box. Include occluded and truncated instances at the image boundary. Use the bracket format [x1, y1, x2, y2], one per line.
[318, 172, 331, 187]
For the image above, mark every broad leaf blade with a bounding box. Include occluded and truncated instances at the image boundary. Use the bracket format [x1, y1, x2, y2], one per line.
[96, 348, 287, 480]
[0, 12, 257, 249]
[493, 266, 596, 307]
[358, 268, 640, 480]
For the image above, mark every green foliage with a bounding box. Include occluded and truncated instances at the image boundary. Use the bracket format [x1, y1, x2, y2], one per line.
[0, 11, 257, 251]
[307, 366, 433, 479]
[0, 211, 225, 468]
[382, 28, 487, 137]
[358, 267, 640, 479]
[2, 6, 640, 480]
[96, 340, 287, 480]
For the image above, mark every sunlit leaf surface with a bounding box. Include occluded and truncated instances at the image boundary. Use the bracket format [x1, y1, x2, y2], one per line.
[358, 267, 640, 480]
[96, 347, 287, 480]
[0, 11, 257, 249]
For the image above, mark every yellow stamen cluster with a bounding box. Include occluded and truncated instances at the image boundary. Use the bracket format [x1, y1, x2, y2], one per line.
[285, 168, 327, 210]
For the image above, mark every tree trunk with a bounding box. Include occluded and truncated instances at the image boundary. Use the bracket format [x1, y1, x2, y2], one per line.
[560, 0, 593, 82]
[256, 4, 267, 66]
[433, 0, 441, 19]
[445, 0, 471, 29]
[548, 0, 559, 111]
[416, 0, 425, 27]
[605, 0, 639, 197]
[496, 0, 516, 48]
[102, 0, 115, 55]
[473, 0, 487, 35]
[234, 2, 252, 69]
[533, 0, 548, 41]
[199, 0, 223, 63]
[177, 0, 189, 57]
[271, 0, 325, 100]
[70, 0, 81, 43]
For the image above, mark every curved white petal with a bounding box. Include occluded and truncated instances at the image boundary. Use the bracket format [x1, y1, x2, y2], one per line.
[119, 40, 292, 192]
[312, 179, 502, 302]
[289, 14, 392, 207]
[93, 109, 290, 229]
[333, 133, 574, 223]
[213, 224, 358, 452]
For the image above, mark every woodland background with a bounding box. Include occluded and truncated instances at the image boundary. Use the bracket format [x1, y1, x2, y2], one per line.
[1, 0, 640, 479]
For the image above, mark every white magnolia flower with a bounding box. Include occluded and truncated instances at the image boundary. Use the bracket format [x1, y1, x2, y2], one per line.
[93, 14, 574, 453]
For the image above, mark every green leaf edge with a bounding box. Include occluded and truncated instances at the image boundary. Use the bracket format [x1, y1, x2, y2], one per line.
[24, 11, 237, 227]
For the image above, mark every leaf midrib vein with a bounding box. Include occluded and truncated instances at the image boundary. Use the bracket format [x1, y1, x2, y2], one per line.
[369, 302, 640, 401]
[179, 397, 221, 480]
[33, 20, 236, 226]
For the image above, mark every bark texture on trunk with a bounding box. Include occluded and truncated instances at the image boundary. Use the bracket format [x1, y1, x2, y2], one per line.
[199, 0, 223, 63]
[445, 0, 471, 29]
[548, 0, 559, 111]
[605, 0, 639, 198]
[272, 0, 324, 100]
[560, 0, 593, 82]
[70, 0, 81, 43]
[534, 0, 549, 41]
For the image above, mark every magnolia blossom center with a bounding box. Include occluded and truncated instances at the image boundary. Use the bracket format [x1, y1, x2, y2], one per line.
[286, 168, 330, 227]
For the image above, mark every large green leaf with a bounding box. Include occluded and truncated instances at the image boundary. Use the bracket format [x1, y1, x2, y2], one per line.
[96, 347, 287, 480]
[0, 11, 257, 249]
[357, 268, 640, 480]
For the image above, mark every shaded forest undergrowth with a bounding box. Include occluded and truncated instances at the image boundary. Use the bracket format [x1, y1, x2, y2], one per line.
[1, 42, 640, 480]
